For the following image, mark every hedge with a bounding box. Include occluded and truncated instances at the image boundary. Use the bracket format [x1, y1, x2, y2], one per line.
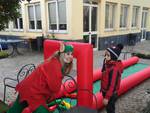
[0, 51, 9, 59]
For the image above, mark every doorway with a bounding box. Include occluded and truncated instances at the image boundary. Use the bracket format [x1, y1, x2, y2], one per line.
[83, 2, 98, 50]
[141, 9, 148, 41]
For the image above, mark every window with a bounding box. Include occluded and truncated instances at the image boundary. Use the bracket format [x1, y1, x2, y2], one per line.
[28, 3, 42, 30]
[143, 12, 147, 28]
[83, 0, 98, 4]
[132, 6, 139, 28]
[141, 9, 148, 28]
[83, 6, 89, 32]
[83, 0, 90, 4]
[5, 23, 9, 29]
[13, 9, 23, 30]
[13, 18, 23, 30]
[105, 3, 116, 29]
[120, 5, 128, 28]
[48, 0, 67, 32]
[4, 22, 10, 31]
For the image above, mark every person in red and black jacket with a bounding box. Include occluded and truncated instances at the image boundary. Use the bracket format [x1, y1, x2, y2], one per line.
[100, 44, 124, 113]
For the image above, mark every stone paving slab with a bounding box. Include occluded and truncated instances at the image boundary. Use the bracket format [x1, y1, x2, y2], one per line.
[99, 79, 150, 113]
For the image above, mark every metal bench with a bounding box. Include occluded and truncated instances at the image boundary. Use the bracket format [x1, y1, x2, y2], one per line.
[3, 64, 36, 102]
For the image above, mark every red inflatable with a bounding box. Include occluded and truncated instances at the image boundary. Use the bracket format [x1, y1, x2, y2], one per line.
[93, 56, 139, 81]
[44, 40, 148, 110]
[118, 66, 150, 95]
[122, 56, 139, 68]
[55, 57, 139, 98]
[92, 66, 150, 109]
[44, 40, 93, 108]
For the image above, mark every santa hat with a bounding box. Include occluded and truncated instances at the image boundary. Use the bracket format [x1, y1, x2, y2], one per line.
[107, 43, 124, 60]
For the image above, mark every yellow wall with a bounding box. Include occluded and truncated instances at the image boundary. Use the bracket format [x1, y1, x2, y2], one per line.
[0, 0, 150, 40]
[100, 0, 150, 37]
[69, 0, 83, 40]
[0, 0, 43, 39]
[53, 0, 83, 40]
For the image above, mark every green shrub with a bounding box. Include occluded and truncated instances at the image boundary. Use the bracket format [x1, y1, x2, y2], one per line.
[132, 52, 150, 59]
[0, 51, 9, 59]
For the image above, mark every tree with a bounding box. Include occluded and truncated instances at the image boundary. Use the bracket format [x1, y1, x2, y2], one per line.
[0, 0, 23, 31]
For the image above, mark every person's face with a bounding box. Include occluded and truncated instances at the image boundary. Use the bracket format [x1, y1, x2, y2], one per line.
[104, 50, 111, 61]
[63, 52, 73, 63]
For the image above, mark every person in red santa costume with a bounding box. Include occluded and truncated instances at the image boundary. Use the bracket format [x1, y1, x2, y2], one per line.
[7, 42, 74, 113]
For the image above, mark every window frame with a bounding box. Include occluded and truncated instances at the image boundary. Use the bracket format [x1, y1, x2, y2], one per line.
[27, 3, 42, 32]
[141, 9, 148, 29]
[47, 0, 67, 33]
[132, 6, 139, 28]
[13, 18, 23, 31]
[105, 3, 116, 30]
[4, 23, 10, 31]
[120, 4, 129, 29]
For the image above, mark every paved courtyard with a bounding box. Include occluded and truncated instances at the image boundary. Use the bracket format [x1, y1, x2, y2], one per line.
[0, 40, 150, 113]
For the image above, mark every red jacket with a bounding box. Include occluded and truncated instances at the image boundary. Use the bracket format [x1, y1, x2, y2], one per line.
[16, 57, 63, 112]
[101, 60, 123, 100]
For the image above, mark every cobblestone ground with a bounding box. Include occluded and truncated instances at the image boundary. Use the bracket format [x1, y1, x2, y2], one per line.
[99, 79, 150, 113]
[0, 40, 150, 113]
[0, 50, 43, 104]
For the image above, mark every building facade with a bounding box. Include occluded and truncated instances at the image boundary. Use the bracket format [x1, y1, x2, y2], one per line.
[0, 0, 150, 50]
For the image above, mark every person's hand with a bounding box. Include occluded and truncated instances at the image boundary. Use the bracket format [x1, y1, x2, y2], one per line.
[103, 98, 108, 105]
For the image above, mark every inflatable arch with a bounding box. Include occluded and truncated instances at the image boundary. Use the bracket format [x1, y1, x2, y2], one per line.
[44, 40, 93, 108]
[44, 40, 150, 110]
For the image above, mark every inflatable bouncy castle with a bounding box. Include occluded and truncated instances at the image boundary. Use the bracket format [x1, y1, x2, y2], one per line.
[44, 40, 150, 110]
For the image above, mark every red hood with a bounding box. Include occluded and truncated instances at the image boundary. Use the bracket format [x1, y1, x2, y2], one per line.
[106, 60, 124, 73]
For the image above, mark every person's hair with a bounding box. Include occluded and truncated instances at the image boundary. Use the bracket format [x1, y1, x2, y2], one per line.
[45, 51, 60, 62]
[62, 61, 73, 75]
[45, 51, 73, 75]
